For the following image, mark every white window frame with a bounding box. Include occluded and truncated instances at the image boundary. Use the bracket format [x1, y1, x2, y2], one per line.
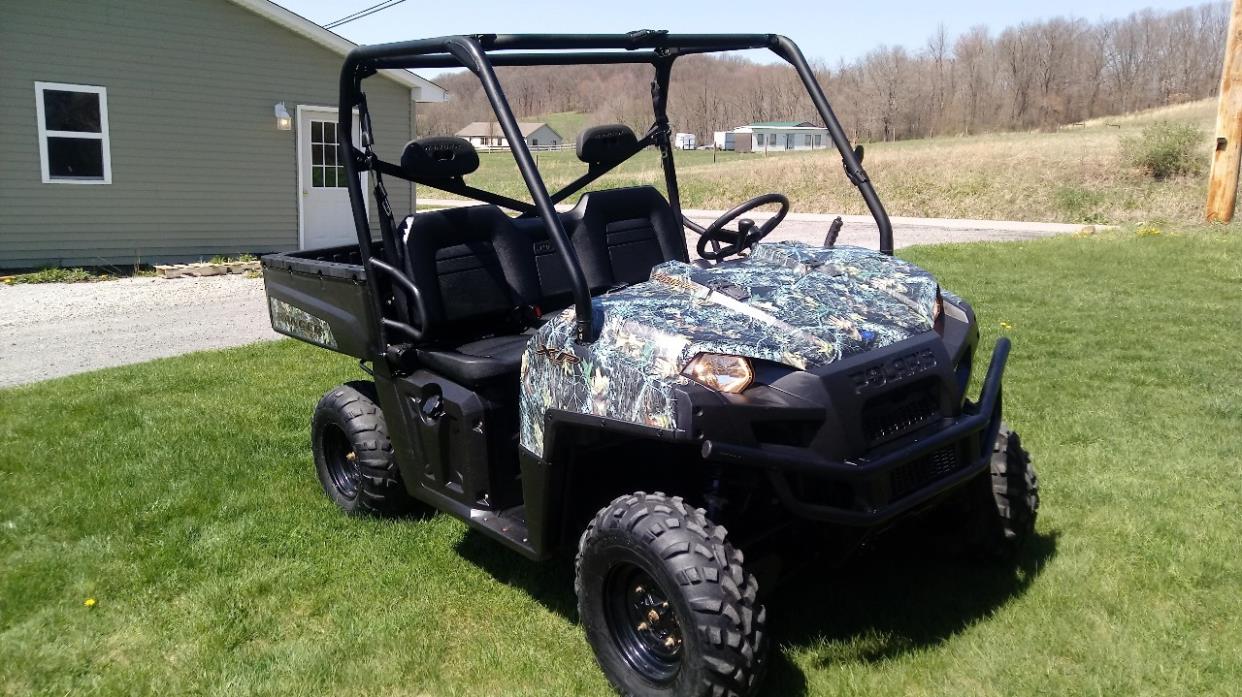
[34, 81, 112, 185]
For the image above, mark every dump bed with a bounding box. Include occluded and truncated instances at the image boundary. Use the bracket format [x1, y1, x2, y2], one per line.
[261, 244, 379, 359]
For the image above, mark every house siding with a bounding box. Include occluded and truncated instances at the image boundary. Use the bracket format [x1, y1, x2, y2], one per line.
[0, 0, 414, 268]
[526, 125, 562, 146]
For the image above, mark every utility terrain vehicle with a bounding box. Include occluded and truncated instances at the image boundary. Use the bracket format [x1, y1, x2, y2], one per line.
[262, 31, 1039, 697]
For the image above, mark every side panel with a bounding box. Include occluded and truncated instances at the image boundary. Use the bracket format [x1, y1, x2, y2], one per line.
[375, 370, 523, 512]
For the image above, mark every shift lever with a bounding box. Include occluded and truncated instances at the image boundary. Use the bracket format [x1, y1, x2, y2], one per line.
[823, 216, 843, 248]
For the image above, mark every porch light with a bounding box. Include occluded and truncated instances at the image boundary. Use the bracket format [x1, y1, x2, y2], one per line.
[274, 102, 292, 131]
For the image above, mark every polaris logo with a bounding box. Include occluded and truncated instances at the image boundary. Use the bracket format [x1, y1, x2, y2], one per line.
[849, 348, 937, 394]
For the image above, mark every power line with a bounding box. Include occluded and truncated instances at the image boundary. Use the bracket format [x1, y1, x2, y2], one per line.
[323, 0, 397, 28]
[323, 0, 408, 30]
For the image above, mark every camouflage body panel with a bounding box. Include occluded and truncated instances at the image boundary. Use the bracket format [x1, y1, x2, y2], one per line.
[269, 297, 338, 349]
[519, 241, 941, 457]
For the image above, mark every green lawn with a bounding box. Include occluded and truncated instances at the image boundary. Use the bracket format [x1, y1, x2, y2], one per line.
[3, 229, 1241, 696]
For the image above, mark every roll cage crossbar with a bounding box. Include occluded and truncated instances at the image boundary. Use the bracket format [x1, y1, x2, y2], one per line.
[338, 31, 894, 347]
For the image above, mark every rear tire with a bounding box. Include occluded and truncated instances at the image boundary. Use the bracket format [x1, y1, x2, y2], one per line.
[311, 381, 415, 517]
[967, 426, 1039, 560]
[576, 492, 767, 697]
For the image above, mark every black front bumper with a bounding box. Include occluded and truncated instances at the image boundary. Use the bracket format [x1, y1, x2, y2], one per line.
[701, 338, 1010, 526]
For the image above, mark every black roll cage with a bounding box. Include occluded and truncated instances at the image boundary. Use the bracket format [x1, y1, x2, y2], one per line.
[338, 31, 894, 347]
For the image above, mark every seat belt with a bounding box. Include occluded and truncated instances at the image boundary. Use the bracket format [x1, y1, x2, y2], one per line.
[357, 94, 418, 330]
[358, 96, 402, 266]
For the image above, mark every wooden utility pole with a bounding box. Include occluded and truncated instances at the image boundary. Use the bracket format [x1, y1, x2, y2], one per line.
[1207, 0, 1242, 222]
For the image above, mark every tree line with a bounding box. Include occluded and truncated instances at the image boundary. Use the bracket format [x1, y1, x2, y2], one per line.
[417, 3, 1229, 144]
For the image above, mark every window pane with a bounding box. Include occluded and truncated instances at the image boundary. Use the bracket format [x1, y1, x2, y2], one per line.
[47, 136, 104, 178]
[312, 144, 323, 166]
[335, 166, 346, 187]
[43, 90, 101, 132]
[323, 143, 336, 166]
[311, 121, 323, 143]
[312, 167, 324, 187]
[324, 121, 336, 144]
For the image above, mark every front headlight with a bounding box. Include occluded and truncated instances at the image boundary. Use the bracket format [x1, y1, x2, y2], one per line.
[682, 353, 754, 394]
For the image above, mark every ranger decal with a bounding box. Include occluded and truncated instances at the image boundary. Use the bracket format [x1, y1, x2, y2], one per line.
[269, 297, 338, 349]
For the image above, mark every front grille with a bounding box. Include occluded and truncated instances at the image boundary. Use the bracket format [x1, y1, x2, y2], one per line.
[862, 380, 941, 445]
[889, 446, 962, 500]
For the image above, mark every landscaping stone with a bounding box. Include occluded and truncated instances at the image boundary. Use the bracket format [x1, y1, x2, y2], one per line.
[155, 261, 260, 279]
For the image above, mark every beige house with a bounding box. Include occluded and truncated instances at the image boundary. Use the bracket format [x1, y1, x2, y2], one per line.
[456, 121, 564, 149]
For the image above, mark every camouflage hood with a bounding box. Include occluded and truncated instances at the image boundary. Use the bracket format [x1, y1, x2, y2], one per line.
[519, 241, 941, 456]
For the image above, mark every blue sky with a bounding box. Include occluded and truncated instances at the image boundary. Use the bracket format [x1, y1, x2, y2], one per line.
[275, 0, 1209, 77]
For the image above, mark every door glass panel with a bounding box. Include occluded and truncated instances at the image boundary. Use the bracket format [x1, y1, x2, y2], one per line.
[310, 120, 344, 188]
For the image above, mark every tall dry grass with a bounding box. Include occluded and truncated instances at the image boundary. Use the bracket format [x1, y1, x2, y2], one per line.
[421, 100, 1221, 224]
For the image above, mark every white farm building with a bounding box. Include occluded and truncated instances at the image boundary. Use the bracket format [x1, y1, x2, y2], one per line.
[456, 121, 564, 150]
[713, 121, 830, 152]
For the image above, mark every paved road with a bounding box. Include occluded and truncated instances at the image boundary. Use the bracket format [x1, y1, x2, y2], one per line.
[421, 198, 1088, 250]
[1, 208, 1083, 388]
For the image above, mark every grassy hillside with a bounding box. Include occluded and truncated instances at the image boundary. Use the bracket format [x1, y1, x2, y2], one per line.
[420, 100, 1223, 225]
[535, 111, 590, 142]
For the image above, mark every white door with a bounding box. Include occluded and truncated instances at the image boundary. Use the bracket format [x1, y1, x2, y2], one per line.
[297, 106, 366, 249]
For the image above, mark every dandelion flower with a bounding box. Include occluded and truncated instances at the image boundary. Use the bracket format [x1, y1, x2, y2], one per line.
[84, 598, 97, 608]
[1000, 321, 1014, 331]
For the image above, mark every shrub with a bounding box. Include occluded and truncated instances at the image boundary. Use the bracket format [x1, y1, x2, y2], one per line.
[1121, 121, 1204, 180]
[9, 267, 102, 284]
[1054, 185, 1109, 224]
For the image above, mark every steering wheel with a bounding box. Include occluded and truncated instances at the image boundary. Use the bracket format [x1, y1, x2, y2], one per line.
[696, 193, 790, 261]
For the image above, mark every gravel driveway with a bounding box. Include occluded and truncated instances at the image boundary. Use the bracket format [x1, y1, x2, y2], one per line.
[0, 275, 277, 388]
[0, 212, 1082, 389]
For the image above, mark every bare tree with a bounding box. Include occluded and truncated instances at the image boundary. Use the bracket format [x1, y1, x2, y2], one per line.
[419, 3, 1230, 144]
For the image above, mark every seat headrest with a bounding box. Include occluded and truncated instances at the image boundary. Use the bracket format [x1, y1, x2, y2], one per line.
[576, 124, 638, 165]
[401, 137, 479, 179]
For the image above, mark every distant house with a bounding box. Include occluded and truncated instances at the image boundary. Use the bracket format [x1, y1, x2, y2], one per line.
[0, 0, 449, 269]
[457, 122, 564, 149]
[713, 121, 829, 152]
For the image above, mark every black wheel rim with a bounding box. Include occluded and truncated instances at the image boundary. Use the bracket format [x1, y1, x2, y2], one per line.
[322, 424, 360, 500]
[604, 562, 684, 683]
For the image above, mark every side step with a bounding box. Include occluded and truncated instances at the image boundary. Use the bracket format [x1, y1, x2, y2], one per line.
[411, 484, 538, 559]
